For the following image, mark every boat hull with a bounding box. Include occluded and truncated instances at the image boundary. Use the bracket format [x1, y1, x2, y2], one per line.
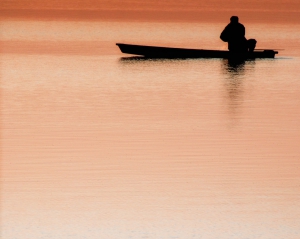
[116, 43, 278, 59]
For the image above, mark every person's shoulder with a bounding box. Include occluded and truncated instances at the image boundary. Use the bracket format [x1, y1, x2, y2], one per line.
[238, 22, 245, 27]
[226, 23, 233, 28]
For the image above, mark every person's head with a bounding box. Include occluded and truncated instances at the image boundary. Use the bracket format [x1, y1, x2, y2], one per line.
[230, 16, 239, 23]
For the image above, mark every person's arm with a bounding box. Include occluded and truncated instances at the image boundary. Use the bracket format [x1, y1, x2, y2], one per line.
[242, 24, 245, 36]
[220, 26, 229, 42]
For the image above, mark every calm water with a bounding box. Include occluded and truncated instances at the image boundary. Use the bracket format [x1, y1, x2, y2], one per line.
[1, 20, 300, 239]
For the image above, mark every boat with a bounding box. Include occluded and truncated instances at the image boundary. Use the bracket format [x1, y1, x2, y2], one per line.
[116, 43, 278, 59]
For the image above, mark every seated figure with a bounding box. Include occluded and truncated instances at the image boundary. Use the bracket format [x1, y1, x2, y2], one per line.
[220, 16, 255, 55]
[247, 38, 257, 52]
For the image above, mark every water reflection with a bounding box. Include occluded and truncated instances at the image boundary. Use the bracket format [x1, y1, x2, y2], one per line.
[119, 56, 195, 64]
[119, 56, 218, 63]
[221, 59, 255, 125]
[120, 56, 148, 61]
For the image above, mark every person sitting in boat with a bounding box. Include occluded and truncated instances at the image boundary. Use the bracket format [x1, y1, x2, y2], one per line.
[220, 16, 248, 54]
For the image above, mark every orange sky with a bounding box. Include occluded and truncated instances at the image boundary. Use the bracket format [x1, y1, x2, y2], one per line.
[1, 0, 299, 11]
[1, 0, 300, 22]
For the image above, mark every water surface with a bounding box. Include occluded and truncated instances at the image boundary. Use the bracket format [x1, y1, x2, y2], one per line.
[1, 20, 300, 239]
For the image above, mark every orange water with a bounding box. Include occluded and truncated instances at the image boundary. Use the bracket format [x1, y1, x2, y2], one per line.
[1, 20, 300, 239]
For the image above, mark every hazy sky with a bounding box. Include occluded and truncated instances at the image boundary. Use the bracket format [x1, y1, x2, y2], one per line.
[1, 0, 300, 22]
[1, 0, 300, 11]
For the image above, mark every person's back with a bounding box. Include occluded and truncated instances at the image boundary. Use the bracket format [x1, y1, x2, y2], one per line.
[220, 16, 247, 53]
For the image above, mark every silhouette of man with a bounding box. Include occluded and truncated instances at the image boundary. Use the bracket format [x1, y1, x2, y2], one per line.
[220, 16, 248, 54]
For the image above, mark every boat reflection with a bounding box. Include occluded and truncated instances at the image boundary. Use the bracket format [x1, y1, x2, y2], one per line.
[119, 56, 198, 62]
[221, 59, 255, 126]
[119, 56, 148, 61]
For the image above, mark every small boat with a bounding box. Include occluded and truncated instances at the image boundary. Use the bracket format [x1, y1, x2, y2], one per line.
[116, 43, 278, 59]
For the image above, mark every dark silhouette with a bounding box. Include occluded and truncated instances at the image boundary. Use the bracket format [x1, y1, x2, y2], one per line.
[220, 16, 257, 56]
[116, 43, 279, 59]
[247, 39, 257, 52]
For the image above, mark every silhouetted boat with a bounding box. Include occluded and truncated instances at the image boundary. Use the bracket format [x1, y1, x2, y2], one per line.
[116, 43, 278, 59]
